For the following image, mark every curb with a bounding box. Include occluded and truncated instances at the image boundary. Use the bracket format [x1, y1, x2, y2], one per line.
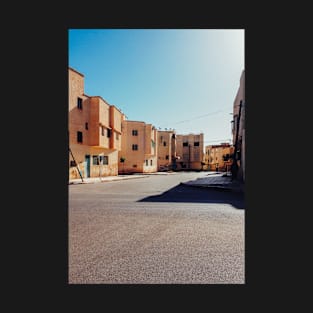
[69, 175, 148, 185]
[181, 182, 244, 193]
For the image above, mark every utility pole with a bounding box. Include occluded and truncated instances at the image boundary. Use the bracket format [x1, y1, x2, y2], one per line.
[231, 100, 242, 181]
[69, 147, 84, 182]
[188, 144, 191, 170]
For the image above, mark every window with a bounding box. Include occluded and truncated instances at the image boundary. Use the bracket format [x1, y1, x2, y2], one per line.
[133, 164, 137, 168]
[183, 142, 188, 147]
[85, 122, 88, 130]
[132, 144, 138, 150]
[101, 126, 105, 136]
[151, 140, 155, 148]
[107, 129, 111, 138]
[70, 160, 76, 167]
[93, 156, 99, 165]
[163, 141, 167, 146]
[194, 142, 199, 146]
[166, 155, 169, 160]
[103, 156, 108, 165]
[77, 97, 83, 109]
[145, 160, 148, 166]
[77, 131, 83, 143]
[150, 160, 153, 166]
[132, 130, 138, 136]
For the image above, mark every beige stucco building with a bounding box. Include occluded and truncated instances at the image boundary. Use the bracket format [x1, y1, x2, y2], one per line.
[157, 130, 178, 171]
[204, 143, 234, 172]
[118, 120, 158, 174]
[232, 69, 245, 181]
[175, 133, 204, 170]
[69, 67, 125, 179]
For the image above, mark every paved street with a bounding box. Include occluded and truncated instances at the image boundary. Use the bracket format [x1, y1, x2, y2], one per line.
[69, 172, 245, 284]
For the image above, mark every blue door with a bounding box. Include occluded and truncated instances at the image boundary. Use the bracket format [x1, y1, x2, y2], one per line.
[85, 155, 90, 178]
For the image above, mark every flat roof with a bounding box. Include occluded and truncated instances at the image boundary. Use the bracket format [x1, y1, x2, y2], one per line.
[68, 67, 84, 77]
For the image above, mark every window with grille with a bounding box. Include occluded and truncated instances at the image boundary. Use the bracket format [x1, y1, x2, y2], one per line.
[77, 131, 83, 143]
[77, 97, 83, 109]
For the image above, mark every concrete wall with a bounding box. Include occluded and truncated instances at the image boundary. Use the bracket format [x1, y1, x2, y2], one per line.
[69, 144, 118, 179]
[176, 133, 204, 170]
[232, 70, 245, 181]
[69, 68, 120, 179]
[118, 120, 157, 174]
[68, 68, 91, 146]
[205, 144, 234, 171]
[109, 105, 124, 151]
[157, 130, 176, 170]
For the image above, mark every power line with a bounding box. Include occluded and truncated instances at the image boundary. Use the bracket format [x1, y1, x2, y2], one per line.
[173, 107, 230, 125]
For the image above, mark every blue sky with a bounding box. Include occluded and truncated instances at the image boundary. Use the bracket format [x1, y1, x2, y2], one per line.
[69, 29, 244, 145]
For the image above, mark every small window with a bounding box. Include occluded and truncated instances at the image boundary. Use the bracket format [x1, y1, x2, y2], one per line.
[107, 129, 111, 138]
[133, 164, 137, 168]
[183, 142, 188, 147]
[103, 156, 108, 165]
[132, 130, 138, 136]
[166, 155, 169, 160]
[132, 144, 138, 151]
[85, 122, 88, 130]
[150, 160, 153, 166]
[101, 126, 105, 136]
[77, 97, 83, 109]
[163, 141, 167, 146]
[145, 160, 148, 166]
[93, 156, 99, 165]
[70, 160, 76, 167]
[77, 131, 83, 143]
[194, 142, 199, 146]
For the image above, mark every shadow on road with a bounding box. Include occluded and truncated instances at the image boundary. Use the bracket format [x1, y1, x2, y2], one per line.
[138, 183, 244, 210]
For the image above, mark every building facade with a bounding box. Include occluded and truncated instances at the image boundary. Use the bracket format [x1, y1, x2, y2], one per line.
[204, 143, 234, 172]
[118, 120, 158, 174]
[69, 67, 125, 179]
[232, 69, 245, 181]
[175, 133, 204, 170]
[157, 130, 177, 171]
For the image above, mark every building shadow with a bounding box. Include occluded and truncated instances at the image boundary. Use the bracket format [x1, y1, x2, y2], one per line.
[138, 183, 244, 210]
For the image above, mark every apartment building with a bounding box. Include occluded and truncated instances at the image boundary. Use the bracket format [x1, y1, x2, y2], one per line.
[175, 133, 204, 170]
[204, 143, 234, 172]
[69, 67, 125, 179]
[232, 69, 245, 181]
[118, 120, 158, 174]
[157, 130, 177, 171]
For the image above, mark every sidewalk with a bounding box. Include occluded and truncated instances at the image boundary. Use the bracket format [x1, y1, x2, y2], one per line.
[68, 171, 177, 185]
[182, 173, 244, 193]
[69, 174, 148, 185]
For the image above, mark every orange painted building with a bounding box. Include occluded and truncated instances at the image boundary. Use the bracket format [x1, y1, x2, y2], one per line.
[118, 120, 158, 174]
[157, 130, 177, 171]
[68, 67, 125, 179]
[204, 143, 234, 172]
[175, 133, 204, 170]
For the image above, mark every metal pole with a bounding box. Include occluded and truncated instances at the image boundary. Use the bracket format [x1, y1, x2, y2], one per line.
[232, 100, 242, 180]
[69, 147, 84, 182]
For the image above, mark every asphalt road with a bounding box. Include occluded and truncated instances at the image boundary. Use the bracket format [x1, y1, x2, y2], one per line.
[69, 172, 245, 284]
